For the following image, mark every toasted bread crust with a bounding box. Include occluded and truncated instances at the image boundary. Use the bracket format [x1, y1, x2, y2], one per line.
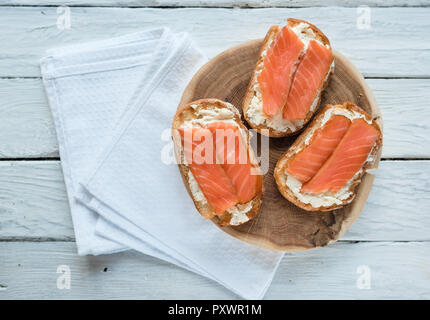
[172, 98, 263, 226]
[287, 18, 331, 49]
[274, 102, 383, 211]
[243, 19, 333, 138]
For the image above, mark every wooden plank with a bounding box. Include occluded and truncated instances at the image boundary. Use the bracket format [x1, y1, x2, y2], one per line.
[2, 1, 430, 8]
[0, 78, 58, 158]
[345, 160, 430, 241]
[0, 7, 429, 77]
[272, 241, 430, 299]
[1, 78, 428, 159]
[367, 78, 430, 158]
[0, 161, 72, 240]
[0, 160, 429, 241]
[0, 241, 428, 299]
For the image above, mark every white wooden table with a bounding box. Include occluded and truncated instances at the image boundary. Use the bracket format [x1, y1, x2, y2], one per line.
[0, 1, 429, 299]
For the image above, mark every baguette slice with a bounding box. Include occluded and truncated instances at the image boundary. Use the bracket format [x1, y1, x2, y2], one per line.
[243, 18, 334, 137]
[274, 102, 382, 211]
[172, 98, 263, 226]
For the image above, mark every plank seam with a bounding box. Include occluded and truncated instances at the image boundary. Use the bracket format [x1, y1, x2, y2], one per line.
[3, 76, 430, 80]
[381, 158, 430, 161]
[364, 75, 430, 79]
[1, 158, 429, 161]
[0, 157, 60, 161]
[0, 237, 75, 242]
[1, 5, 430, 8]
[0, 238, 428, 243]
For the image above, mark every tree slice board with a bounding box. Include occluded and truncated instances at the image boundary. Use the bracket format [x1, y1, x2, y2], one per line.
[178, 39, 383, 252]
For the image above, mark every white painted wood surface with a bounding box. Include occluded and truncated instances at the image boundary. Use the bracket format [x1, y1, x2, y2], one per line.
[0, 241, 429, 299]
[0, 2, 429, 300]
[0, 78, 429, 159]
[0, 7, 429, 77]
[3, 0, 430, 7]
[1, 160, 429, 242]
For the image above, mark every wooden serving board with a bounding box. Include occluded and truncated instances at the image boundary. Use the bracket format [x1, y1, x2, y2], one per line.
[178, 39, 383, 252]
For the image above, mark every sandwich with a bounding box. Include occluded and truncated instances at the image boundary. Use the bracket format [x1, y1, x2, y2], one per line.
[243, 18, 334, 137]
[172, 98, 263, 226]
[274, 102, 382, 211]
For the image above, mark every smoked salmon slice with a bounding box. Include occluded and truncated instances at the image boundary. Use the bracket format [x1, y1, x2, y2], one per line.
[301, 119, 380, 194]
[258, 26, 304, 116]
[178, 128, 238, 214]
[286, 115, 351, 183]
[206, 122, 262, 203]
[283, 40, 334, 120]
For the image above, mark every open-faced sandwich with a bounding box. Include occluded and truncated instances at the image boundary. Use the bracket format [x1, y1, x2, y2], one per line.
[274, 102, 382, 211]
[172, 99, 263, 226]
[243, 18, 334, 137]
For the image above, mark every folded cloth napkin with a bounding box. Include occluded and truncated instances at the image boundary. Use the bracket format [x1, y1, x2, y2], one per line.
[41, 28, 202, 271]
[41, 27, 284, 299]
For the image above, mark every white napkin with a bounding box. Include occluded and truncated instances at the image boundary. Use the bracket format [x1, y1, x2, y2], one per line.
[41, 28, 202, 270]
[40, 29, 173, 255]
[41, 27, 284, 299]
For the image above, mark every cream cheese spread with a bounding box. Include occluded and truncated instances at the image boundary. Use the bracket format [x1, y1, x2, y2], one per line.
[246, 22, 333, 133]
[283, 107, 376, 208]
[180, 103, 252, 225]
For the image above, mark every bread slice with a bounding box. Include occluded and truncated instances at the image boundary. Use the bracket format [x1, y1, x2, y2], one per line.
[274, 102, 382, 211]
[172, 98, 263, 226]
[243, 18, 334, 137]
